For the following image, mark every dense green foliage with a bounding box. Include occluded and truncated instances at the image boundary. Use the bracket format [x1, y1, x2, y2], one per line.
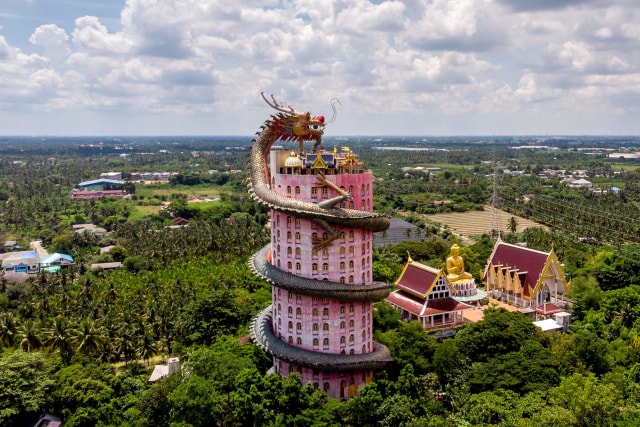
[0, 136, 639, 425]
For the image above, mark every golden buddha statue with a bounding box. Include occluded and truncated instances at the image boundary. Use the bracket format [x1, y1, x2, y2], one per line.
[446, 244, 473, 282]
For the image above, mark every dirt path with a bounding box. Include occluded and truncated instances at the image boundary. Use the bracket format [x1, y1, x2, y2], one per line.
[30, 240, 49, 258]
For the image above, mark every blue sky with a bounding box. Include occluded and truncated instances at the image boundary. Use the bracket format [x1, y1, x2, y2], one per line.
[0, 0, 639, 136]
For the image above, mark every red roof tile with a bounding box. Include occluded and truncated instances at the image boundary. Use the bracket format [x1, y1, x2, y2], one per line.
[386, 291, 472, 317]
[488, 241, 549, 296]
[395, 262, 439, 297]
[386, 290, 425, 315]
[423, 297, 472, 315]
[535, 303, 564, 316]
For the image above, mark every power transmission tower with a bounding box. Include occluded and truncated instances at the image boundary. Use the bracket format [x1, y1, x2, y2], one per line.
[488, 147, 502, 240]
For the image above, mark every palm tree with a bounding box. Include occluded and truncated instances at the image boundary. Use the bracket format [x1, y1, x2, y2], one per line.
[116, 329, 137, 362]
[137, 332, 159, 367]
[17, 319, 42, 352]
[74, 319, 104, 356]
[43, 316, 74, 362]
[0, 313, 18, 348]
[404, 228, 413, 240]
[507, 216, 519, 234]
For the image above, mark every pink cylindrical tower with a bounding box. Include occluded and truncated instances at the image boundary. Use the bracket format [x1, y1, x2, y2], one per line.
[251, 148, 392, 400]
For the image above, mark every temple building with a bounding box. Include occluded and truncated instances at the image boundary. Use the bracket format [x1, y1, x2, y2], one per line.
[249, 95, 392, 401]
[386, 254, 475, 330]
[483, 239, 570, 308]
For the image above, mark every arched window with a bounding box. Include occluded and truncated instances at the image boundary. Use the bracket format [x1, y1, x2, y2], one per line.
[323, 323, 329, 331]
[312, 308, 318, 317]
[296, 262, 301, 271]
[323, 308, 329, 316]
[340, 321, 346, 329]
[313, 323, 319, 331]
[340, 277, 345, 284]
[340, 261, 345, 270]
[288, 336, 293, 344]
[351, 334, 356, 343]
[361, 331, 366, 342]
[297, 337, 302, 345]
[296, 322, 302, 330]
[322, 263, 329, 271]
[287, 261, 292, 270]
[288, 321, 293, 330]
[349, 275, 354, 283]
[287, 246, 292, 255]
[287, 186, 292, 194]
[323, 338, 329, 347]
[313, 338, 319, 346]
[295, 186, 300, 194]
[340, 306, 346, 314]
[312, 263, 318, 272]
[288, 306, 293, 316]
[295, 247, 301, 257]
[296, 307, 302, 316]
[349, 319, 354, 329]
[295, 232, 301, 240]
[340, 336, 346, 344]
[348, 230, 354, 240]
[349, 260, 354, 270]
[349, 305, 354, 313]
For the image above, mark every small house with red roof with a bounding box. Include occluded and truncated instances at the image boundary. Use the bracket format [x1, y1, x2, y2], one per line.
[386, 256, 473, 330]
[484, 239, 570, 308]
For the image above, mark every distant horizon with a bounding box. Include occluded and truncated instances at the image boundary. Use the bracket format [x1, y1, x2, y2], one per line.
[1, 134, 639, 139]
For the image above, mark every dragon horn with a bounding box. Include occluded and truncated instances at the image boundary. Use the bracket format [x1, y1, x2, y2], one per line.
[261, 92, 295, 114]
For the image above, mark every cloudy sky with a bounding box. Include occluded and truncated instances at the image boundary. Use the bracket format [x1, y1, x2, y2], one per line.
[1, 0, 639, 136]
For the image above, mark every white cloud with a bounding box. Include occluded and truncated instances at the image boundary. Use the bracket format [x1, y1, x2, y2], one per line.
[0, 0, 639, 134]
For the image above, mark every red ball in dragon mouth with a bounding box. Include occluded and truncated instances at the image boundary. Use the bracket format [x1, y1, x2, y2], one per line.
[317, 116, 325, 123]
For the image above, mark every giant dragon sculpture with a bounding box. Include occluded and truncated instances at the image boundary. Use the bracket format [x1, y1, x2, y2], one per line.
[248, 93, 393, 373]
[247, 93, 391, 250]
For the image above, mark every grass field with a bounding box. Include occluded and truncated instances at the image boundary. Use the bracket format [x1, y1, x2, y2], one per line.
[422, 206, 544, 242]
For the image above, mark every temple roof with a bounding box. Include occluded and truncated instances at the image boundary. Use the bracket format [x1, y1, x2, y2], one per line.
[486, 240, 550, 296]
[394, 259, 441, 298]
[535, 303, 565, 316]
[386, 290, 472, 317]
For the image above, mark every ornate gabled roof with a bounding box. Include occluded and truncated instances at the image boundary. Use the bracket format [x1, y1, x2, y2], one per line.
[394, 258, 443, 299]
[386, 290, 472, 317]
[535, 303, 565, 316]
[485, 240, 549, 295]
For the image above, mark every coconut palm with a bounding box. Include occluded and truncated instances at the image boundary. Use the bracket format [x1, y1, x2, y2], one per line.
[17, 319, 42, 352]
[43, 316, 75, 362]
[74, 319, 104, 356]
[137, 332, 159, 367]
[0, 313, 18, 348]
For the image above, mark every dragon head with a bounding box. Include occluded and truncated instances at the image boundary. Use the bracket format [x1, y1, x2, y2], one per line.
[262, 93, 338, 145]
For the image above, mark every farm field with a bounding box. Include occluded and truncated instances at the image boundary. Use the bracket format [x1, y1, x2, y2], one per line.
[423, 206, 544, 242]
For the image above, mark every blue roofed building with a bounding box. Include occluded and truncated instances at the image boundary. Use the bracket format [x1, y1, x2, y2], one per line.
[72, 178, 126, 200]
[1, 251, 41, 274]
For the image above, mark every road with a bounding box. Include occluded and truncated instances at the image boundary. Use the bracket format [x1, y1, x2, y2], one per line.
[30, 240, 49, 258]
